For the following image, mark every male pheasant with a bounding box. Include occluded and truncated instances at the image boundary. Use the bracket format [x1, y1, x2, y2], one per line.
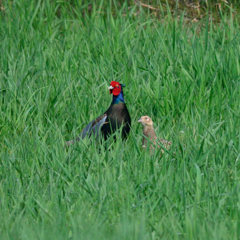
[66, 81, 131, 146]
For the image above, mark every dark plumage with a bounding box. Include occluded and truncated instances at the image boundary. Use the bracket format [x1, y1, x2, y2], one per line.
[138, 116, 171, 154]
[66, 81, 131, 147]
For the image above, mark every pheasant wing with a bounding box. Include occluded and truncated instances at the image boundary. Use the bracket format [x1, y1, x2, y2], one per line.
[65, 114, 107, 147]
[79, 114, 107, 139]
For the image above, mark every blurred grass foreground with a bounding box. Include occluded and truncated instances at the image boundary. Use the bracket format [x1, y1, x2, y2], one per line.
[0, 0, 240, 240]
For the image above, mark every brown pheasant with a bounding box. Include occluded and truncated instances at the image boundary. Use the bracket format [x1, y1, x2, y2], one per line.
[138, 116, 171, 154]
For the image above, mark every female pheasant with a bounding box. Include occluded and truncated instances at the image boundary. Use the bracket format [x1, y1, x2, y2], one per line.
[138, 115, 171, 154]
[66, 81, 131, 146]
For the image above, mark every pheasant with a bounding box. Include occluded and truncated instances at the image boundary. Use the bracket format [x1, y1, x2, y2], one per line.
[138, 116, 171, 154]
[66, 81, 131, 146]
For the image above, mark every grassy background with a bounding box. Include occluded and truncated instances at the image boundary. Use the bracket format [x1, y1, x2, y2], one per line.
[1, 0, 240, 239]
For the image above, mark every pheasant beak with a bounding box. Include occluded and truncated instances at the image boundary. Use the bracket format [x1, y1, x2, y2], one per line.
[138, 118, 142, 122]
[108, 85, 114, 94]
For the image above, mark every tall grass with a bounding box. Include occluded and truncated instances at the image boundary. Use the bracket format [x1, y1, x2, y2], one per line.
[0, 1, 240, 239]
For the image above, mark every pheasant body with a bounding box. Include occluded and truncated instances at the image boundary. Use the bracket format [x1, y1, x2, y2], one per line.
[66, 81, 131, 146]
[138, 116, 171, 154]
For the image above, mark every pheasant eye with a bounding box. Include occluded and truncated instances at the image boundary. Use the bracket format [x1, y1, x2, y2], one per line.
[146, 118, 149, 121]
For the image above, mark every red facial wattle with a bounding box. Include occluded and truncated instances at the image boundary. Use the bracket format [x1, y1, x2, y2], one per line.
[109, 81, 121, 96]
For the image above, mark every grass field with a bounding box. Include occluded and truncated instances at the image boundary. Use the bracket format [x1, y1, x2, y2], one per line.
[1, 1, 240, 239]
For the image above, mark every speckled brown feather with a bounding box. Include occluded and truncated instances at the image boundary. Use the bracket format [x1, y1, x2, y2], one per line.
[139, 116, 171, 154]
